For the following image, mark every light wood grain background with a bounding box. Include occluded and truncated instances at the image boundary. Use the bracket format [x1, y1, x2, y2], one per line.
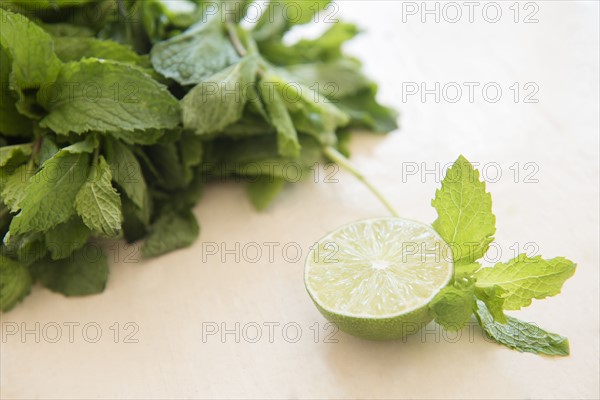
[1, 1, 598, 398]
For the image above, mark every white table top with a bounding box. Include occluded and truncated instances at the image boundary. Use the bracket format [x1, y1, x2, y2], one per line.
[1, 1, 599, 399]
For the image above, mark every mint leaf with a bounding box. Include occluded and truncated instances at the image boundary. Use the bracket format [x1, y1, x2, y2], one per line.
[247, 176, 285, 211]
[145, 143, 187, 191]
[121, 195, 149, 243]
[142, 208, 199, 258]
[38, 137, 59, 166]
[44, 217, 91, 260]
[62, 134, 99, 154]
[0, 256, 32, 311]
[474, 285, 507, 324]
[32, 249, 109, 296]
[151, 16, 240, 85]
[269, 73, 349, 145]
[39, 23, 95, 38]
[39, 59, 180, 135]
[105, 128, 166, 145]
[336, 84, 399, 133]
[180, 134, 204, 185]
[9, 150, 90, 235]
[475, 301, 570, 356]
[258, 80, 300, 158]
[53, 37, 150, 67]
[254, 0, 331, 41]
[429, 284, 475, 331]
[13, 233, 47, 266]
[432, 155, 496, 265]
[104, 138, 148, 210]
[182, 56, 257, 135]
[285, 58, 370, 99]
[5, 0, 94, 9]
[454, 262, 481, 280]
[0, 8, 62, 89]
[0, 143, 32, 168]
[475, 254, 576, 310]
[1, 163, 33, 212]
[75, 156, 123, 238]
[0, 46, 31, 137]
[258, 22, 358, 66]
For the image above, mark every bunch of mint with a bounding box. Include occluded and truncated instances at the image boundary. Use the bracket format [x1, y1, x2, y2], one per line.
[0, 0, 397, 311]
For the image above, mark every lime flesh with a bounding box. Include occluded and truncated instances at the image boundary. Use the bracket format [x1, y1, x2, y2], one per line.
[304, 217, 453, 340]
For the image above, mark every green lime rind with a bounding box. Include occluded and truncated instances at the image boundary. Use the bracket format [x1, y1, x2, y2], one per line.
[310, 295, 433, 341]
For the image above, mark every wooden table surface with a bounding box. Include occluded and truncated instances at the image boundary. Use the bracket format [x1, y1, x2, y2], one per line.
[1, 1, 599, 399]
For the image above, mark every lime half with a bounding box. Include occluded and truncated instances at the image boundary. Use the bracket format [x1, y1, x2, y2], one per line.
[305, 217, 453, 340]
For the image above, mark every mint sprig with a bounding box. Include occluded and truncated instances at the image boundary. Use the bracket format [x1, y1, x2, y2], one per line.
[430, 156, 576, 356]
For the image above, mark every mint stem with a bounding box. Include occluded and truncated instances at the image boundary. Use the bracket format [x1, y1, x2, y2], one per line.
[323, 146, 399, 217]
[226, 20, 248, 58]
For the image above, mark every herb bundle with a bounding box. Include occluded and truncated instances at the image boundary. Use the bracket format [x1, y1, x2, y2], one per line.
[0, 0, 398, 311]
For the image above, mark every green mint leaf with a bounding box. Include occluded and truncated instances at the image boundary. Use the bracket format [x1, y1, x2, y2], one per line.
[38, 136, 59, 166]
[180, 134, 204, 185]
[0, 256, 32, 311]
[475, 254, 576, 310]
[0, 143, 32, 168]
[14, 233, 47, 266]
[105, 128, 166, 145]
[151, 16, 240, 85]
[336, 84, 399, 133]
[9, 150, 90, 235]
[0, 9, 62, 89]
[144, 143, 187, 191]
[142, 207, 199, 258]
[75, 156, 123, 238]
[0, 46, 31, 137]
[53, 37, 150, 67]
[254, 0, 331, 41]
[258, 80, 300, 158]
[141, 0, 202, 42]
[454, 262, 482, 280]
[5, 0, 94, 9]
[432, 155, 496, 265]
[247, 176, 285, 211]
[44, 217, 91, 260]
[182, 56, 257, 136]
[474, 285, 508, 324]
[284, 58, 370, 99]
[474, 301, 570, 356]
[121, 194, 149, 243]
[39, 59, 180, 135]
[39, 23, 95, 38]
[104, 138, 148, 210]
[268, 72, 348, 145]
[32, 248, 109, 296]
[62, 134, 98, 154]
[1, 164, 33, 212]
[208, 134, 322, 179]
[258, 22, 359, 66]
[429, 284, 475, 331]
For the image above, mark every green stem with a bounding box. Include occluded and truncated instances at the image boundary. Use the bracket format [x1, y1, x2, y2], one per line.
[225, 18, 265, 78]
[28, 124, 43, 170]
[226, 19, 248, 58]
[116, 0, 133, 44]
[323, 146, 399, 218]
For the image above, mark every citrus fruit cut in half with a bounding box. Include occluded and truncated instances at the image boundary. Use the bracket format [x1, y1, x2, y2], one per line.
[305, 217, 453, 340]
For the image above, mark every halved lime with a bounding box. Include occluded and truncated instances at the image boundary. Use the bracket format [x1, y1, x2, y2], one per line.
[304, 217, 453, 340]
